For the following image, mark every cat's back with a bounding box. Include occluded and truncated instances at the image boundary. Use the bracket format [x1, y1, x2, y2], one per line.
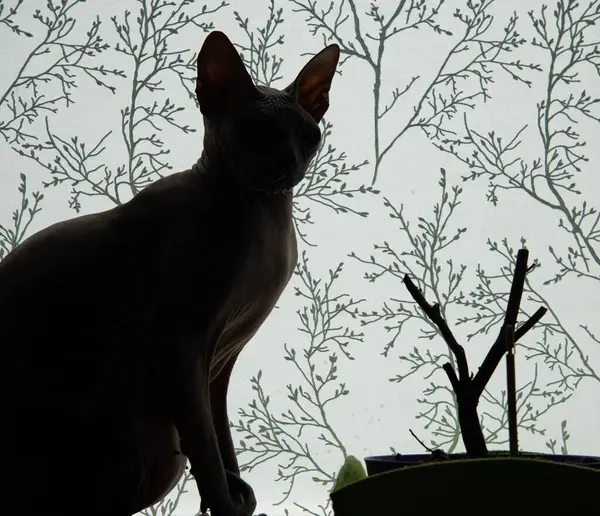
[0, 170, 207, 374]
[0, 170, 197, 300]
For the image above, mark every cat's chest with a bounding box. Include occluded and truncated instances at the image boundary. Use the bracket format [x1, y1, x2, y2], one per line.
[223, 200, 296, 314]
[207, 196, 298, 374]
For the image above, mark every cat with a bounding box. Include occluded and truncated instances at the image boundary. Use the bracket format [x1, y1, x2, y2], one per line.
[0, 31, 339, 516]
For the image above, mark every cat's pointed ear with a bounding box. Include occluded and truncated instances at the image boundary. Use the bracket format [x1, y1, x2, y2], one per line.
[195, 31, 257, 117]
[288, 44, 340, 123]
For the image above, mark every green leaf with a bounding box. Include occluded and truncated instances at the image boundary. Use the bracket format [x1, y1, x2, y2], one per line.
[331, 455, 367, 493]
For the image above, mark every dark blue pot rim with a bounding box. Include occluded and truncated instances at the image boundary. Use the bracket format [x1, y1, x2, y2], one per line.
[365, 451, 600, 468]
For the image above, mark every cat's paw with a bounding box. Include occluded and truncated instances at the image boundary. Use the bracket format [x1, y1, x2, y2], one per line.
[226, 470, 257, 516]
[198, 472, 256, 516]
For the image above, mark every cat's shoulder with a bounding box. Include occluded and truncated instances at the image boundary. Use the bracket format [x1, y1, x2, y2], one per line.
[127, 167, 215, 213]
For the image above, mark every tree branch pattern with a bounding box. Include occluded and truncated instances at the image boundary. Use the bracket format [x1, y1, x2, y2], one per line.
[0, 0, 597, 514]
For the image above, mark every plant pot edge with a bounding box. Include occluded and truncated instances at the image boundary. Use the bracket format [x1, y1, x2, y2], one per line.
[331, 454, 600, 516]
[364, 450, 600, 476]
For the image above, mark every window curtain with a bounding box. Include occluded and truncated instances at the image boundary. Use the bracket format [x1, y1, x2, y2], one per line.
[0, 0, 598, 514]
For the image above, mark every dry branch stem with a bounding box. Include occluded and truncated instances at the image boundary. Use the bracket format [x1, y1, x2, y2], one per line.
[403, 248, 548, 457]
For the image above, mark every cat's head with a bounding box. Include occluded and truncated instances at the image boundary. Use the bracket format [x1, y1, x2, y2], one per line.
[195, 31, 340, 193]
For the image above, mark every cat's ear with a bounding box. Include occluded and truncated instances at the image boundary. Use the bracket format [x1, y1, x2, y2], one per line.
[288, 44, 340, 123]
[195, 31, 257, 117]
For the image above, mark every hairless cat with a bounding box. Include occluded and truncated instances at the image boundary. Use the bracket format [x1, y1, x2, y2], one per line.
[0, 31, 339, 516]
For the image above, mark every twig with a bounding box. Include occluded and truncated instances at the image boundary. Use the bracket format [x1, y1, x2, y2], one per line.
[505, 325, 518, 456]
[403, 274, 470, 384]
[409, 428, 435, 453]
[471, 249, 547, 399]
[403, 248, 547, 456]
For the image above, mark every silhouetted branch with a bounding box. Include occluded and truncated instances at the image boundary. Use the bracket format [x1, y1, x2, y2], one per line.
[403, 274, 470, 384]
[404, 248, 548, 456]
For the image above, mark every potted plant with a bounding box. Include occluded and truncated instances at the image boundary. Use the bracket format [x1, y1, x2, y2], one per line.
[330, 249, 600, 515]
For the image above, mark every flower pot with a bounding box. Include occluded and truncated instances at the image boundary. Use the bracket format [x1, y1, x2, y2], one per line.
[365, 451, 600, 474]
[330, 453, 600, 516]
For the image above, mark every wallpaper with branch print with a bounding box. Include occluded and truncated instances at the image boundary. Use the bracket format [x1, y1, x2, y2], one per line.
[0, 0, 598, 514]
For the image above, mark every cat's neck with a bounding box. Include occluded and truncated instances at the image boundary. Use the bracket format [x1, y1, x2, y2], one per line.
[191, 154, 294, 206]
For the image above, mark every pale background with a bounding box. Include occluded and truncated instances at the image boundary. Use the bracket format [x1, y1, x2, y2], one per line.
[0, 0, 598, 514]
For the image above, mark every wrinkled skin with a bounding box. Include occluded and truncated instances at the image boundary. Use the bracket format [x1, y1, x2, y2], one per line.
[0, 31, 339, 516]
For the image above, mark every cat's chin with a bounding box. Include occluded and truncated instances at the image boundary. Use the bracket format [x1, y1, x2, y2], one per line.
[243, 171, 305, 194]
[247, 183, 294, 195]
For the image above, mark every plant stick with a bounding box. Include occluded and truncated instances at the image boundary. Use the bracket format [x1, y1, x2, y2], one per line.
[505, 324, 518, 457]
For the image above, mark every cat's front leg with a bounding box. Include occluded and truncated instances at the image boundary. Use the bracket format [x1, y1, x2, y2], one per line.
[204, 351, 257, 515]
[210, 350, 243, 476]
[154, 338, 254, 516]
[149, 339, 231, 516]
